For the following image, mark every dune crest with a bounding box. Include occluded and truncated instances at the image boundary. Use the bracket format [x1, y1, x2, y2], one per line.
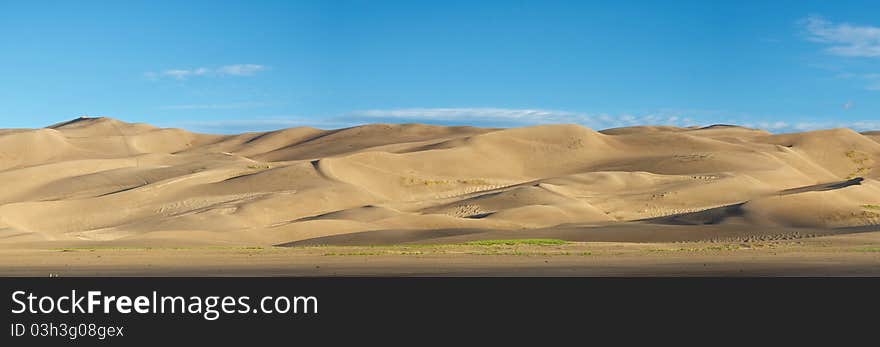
[0, 117, 879, 246]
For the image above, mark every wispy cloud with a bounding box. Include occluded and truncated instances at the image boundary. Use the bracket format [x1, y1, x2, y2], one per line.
[164, 108, 880, 134]
[145, 64, 268, 80]
[355, 108, 582, 123]
[785, 120, 880, 132]
[215, 64, 267, 76]
[745, 121, 791, 131]
[352, 107, 693, 129]
[801, 15, 880, 57]
[836, 72, 880, 91]
[356, 108, 880, 133]
[731, 118, 880, 132]
[864, 73, 880, 90]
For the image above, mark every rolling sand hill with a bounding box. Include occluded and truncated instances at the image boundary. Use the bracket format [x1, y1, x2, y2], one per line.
[1, 116, 880, 248]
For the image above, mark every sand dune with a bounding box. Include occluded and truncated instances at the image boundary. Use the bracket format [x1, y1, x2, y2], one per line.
[1, 116, 879, 247]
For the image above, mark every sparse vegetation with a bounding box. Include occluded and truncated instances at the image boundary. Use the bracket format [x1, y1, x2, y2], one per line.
[674, 153, 712, 162]
[464, 239, 567, 246]
[401, 176, 492, 186]
[845, 150, 872, 179]
[308, 239, 574, 257]
[855, 210, 880, 218]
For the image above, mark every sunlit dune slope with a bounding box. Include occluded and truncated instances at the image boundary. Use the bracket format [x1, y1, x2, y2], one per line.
[1, 117, 879, 245]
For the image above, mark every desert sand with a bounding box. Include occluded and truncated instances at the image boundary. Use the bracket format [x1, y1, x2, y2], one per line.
[1, 116, 879, 275]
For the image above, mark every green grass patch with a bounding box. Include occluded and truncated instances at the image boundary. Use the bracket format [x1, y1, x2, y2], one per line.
[862, 204, 880, 210]
[855, 247, 880, 253]
[463, 239, 567, 246]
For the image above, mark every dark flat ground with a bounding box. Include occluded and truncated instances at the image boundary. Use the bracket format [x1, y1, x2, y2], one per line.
[2, 231, 879, 276]
[281, 223, 879, 246]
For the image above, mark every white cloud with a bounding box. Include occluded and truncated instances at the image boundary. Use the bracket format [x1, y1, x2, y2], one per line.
[166, 108, 699, 134]
[783, 120, 880, 132]
[802, 15, 880, 57]
[352, 107, 690, 129]
[837, 72, 880, 91]
[356, 108, 880, 133]
[737, 118, 880, 132]
[164, 108, 880, 135]
[355, 108, 581, 122]
[145, 64, 268, 80]
[754, 121, 790, 130]
[216, 64, 267, 76]
[865, 74, 880, 90]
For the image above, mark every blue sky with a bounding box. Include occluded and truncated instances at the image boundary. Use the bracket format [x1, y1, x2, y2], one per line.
[1, 0, 879, 133]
